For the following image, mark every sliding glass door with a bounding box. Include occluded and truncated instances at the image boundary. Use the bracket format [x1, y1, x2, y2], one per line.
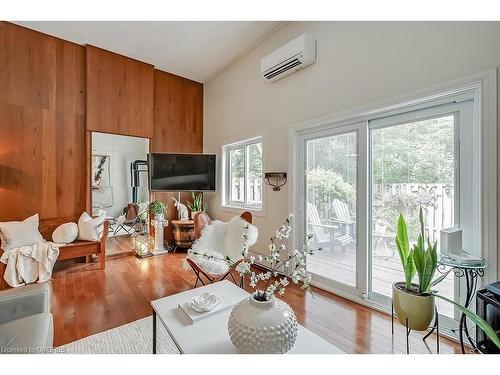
[295, 96, 476, 326]
[368, 105, 463, 319]
[306, 131, 358, 287]
[297, 122, 366, 297]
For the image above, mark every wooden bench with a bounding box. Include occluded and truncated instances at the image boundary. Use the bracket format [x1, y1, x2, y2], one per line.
[0, 218, 109, 289]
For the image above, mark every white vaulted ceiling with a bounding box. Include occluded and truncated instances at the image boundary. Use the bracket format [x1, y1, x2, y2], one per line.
[14, 21, 284, 83]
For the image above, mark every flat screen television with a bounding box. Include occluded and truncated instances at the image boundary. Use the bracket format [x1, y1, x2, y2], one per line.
[148, 153, 216, 192]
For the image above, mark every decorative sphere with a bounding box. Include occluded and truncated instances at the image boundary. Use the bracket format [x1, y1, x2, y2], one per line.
[228, 293, 298, 353]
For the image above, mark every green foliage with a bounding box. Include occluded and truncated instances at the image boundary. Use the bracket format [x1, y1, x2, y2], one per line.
[306, 133, 357, 186]
[149, 201, 167, 215]
[372, 116, 455, 185]
[395, 207, 438, 293]
[411, 208, 438, 294]
[434, 294, 500, 350]
[395, 214, 415, 289]
[306, 168, 356, 206]
[230, 143, 262, 179]
[187, 192, 203, 211]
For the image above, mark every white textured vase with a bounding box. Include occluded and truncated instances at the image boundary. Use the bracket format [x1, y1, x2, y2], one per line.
[228, 292, 298, 354]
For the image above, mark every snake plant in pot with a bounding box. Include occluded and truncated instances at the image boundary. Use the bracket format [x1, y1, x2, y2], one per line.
[393, 208, 500, 349]
[186, 192, 203, 219]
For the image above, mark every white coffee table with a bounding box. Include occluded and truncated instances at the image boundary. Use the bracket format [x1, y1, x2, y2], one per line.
[151, 280, 344, 354]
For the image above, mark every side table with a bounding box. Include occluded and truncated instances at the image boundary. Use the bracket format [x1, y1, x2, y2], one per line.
[436, 256, 487, 353]
[171, 219, 195, 249]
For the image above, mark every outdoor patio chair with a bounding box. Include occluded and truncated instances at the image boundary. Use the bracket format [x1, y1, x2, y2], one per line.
[306, 202, 337, 256]
[330, 199, 355, 251]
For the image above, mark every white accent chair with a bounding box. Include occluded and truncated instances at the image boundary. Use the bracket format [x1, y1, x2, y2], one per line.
[185, 212, 257, 288]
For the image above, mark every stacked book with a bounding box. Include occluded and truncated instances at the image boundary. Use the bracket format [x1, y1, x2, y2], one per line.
[446, 253, 485, 266]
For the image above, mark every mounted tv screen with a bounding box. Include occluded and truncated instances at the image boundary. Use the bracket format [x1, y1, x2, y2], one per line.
[148, 153, 216, 192]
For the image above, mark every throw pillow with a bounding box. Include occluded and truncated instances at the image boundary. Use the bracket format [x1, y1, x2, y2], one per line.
[77, 212, 106, 242]
[52, 222, 79, 244]
[0, 214, 44, 250]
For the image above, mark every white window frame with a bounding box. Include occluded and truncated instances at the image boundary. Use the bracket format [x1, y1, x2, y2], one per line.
[289, 69, 497, 338]
[221, 136, 264, 212]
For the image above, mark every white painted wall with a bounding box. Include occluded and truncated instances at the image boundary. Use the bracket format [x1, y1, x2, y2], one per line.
[203, 21, 500, 262]
[92, 132, 149, 218]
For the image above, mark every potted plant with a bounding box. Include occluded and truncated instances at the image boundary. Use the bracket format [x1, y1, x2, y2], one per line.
[394, 208, 500, 348]
[393, 207, 437, 330]
[186, 192, 203, 219]
[149, 201, 167, 221]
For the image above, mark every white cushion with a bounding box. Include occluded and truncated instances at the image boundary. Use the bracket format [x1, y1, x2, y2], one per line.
[185, 250, 230, 276]
[77, 212, 106, 242]
[0, 214, 44, 250]
[52, 222, 79, 244]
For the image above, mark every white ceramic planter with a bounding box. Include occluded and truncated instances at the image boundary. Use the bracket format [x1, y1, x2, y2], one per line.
[228, 292, 298, 354]
[392, 282, 435, 331]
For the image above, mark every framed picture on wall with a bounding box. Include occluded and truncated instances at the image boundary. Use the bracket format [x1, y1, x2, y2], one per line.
[92, 154, 111, 190]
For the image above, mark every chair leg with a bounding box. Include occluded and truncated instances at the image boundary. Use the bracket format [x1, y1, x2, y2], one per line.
[228, 272, 239, 286]
[240, 274, 245, 289]
[100, 243, 106, 270]
[194, 270, 206, 287]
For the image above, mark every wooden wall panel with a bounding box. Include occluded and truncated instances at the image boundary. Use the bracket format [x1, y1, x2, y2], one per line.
[0, 22, 86, 223]
[0, 22, 204, 244]
[151, 70, 203, 245]
[86, 45, 154, 138]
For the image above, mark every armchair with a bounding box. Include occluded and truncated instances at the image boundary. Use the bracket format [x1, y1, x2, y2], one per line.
[185, 212, 258, 288]
[0, 283, 53, 352]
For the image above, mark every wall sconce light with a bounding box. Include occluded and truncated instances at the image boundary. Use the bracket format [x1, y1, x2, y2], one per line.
[132, 233, 154, 258]
[264, 172, 287, 191]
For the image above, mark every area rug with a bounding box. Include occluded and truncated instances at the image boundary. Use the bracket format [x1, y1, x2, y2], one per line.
[58, 316, 180, 354]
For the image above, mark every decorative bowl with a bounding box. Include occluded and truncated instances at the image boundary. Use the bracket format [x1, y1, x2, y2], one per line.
[188, 293, 219, 313]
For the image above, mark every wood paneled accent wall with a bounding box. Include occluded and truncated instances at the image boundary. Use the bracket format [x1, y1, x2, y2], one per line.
[0, 22, 204, 246]
[86, 45, 154, 138]
[0, 22, 86, 224]
[151, 70, 203, 244]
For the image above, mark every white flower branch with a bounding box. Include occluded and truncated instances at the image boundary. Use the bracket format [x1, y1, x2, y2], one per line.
[188, 214, 320, 302]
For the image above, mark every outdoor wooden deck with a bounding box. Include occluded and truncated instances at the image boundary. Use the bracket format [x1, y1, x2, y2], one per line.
[307, 246, 455, 317]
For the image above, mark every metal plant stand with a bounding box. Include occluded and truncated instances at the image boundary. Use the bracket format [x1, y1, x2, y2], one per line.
[433, 258, 487, 354]
[392, 302, 440, 354]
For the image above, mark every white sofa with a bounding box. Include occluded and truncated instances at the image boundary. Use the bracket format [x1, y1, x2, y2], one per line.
[0, 283, 53, 353]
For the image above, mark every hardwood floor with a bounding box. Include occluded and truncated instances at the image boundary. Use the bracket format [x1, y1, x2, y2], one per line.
[38, 237, 462, 353]
[105, 235, 135, 257]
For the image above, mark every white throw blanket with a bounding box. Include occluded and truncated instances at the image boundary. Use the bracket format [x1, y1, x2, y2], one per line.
[1, 241, 61, 288]
[184, 216, 258, 275]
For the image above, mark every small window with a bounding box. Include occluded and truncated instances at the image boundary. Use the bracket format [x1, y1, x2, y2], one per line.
[223, 137, 263, 210]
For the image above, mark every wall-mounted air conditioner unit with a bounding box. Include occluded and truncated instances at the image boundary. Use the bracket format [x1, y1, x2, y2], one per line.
[260, 33, 316, 82]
